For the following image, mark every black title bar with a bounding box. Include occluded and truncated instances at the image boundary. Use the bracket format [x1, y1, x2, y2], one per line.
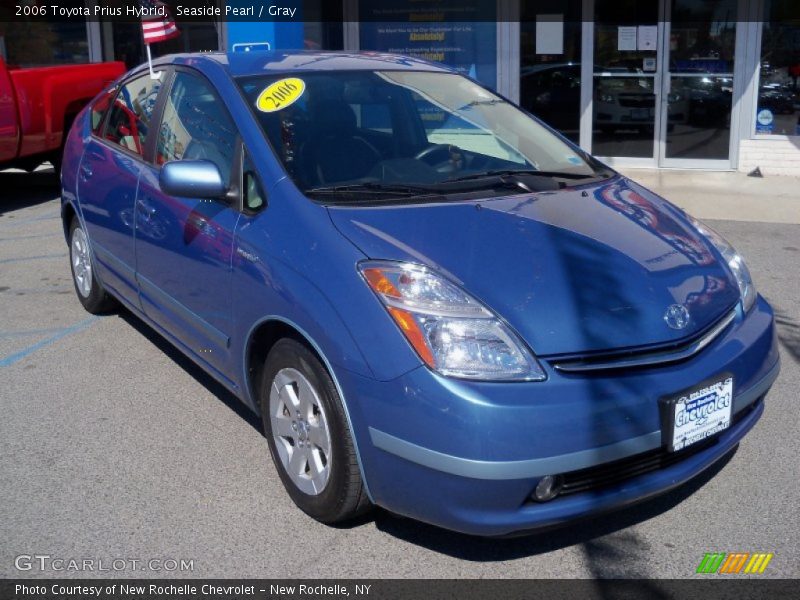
[2, 579, 799, 600]
[0, 1, 791, 23]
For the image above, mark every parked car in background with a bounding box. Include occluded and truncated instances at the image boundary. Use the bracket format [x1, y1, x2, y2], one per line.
[682, 76, 732, 126]
[62, 52, 780, 536]
[0, 57, 124, 172]
[758, 83, 797, 115]
[520, 63, 582, 134]
[595, 76, 688, 133]
[520, 63, 689, 135]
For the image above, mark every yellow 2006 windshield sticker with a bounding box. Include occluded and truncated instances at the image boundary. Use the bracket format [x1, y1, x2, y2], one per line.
[256, 78, 305, 113]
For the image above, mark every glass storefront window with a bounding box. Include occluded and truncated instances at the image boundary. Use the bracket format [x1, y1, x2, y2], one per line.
[519, 1, 582, 143]
[0, 21, 88, 66]
[104, 21, 219, 70]
[757, 0, 800, 137]
[303, 1, 344, 50]
[358, 1, 498, 90]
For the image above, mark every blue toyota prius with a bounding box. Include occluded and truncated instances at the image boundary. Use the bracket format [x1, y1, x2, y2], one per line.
[61, 51, 780, 536]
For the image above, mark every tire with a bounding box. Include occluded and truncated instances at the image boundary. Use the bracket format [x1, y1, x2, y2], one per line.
[54, 113, 76, 178]
[259, 338, 371, 523]
[68, 218, 115, 314]
[51, 153, 62, 178]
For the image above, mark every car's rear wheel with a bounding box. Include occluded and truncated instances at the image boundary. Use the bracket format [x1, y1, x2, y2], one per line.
[259, 338, 371, 523]
[69, 218, 115, 314]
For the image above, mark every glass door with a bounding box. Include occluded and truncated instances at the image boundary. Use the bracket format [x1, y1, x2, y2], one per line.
[659, 0, 738, 167]
[587, 0, 740, 168]
[592, 0, 662, 164]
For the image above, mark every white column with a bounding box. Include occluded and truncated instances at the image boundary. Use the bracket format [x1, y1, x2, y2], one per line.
[579, 0, 595, 153]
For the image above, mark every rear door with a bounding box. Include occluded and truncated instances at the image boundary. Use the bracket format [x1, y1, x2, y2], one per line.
[78, 71, 164, 306]
[134, 69, 240, 381]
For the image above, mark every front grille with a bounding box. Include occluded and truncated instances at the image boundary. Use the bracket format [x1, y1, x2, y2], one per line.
[554, 399, 760, 498]
[552, 307, 737, 374]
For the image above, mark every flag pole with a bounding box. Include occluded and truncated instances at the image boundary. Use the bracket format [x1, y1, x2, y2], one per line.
[145, 43, 160, 79]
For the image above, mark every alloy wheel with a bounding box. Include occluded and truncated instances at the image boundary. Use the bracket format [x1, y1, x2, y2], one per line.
[269, 367, 332, 495]
[71, 227, 92, 298]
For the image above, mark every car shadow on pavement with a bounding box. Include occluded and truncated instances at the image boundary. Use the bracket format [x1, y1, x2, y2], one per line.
[115, 308, 264, 434]
[0, 168, 61, 215]
[371, 447, 735, 567]
[774, 306, 800, 364]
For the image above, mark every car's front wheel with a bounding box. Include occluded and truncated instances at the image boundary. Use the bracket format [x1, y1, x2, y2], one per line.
[259, 338, 371, 523]
[69, 218, 115, 314]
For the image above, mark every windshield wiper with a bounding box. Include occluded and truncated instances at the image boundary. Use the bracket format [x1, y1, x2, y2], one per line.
[305, 182, 440, 198]
[445, 169, 600, 183]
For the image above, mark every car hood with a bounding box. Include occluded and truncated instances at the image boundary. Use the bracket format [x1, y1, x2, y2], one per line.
[327, 176, 740, 357]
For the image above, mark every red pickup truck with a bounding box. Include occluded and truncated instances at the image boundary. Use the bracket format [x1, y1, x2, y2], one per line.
[0, 58, 124, 172]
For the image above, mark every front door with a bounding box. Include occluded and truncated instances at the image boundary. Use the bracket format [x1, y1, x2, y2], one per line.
[134, 70, 240, 381]
[590, 0, 739, 168]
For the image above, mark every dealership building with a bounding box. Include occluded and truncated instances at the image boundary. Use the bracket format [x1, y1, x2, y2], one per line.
[2, 0, 798, 174]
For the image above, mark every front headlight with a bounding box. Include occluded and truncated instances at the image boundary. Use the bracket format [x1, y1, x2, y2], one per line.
[359, 261, 546, 381]
[690, 217, 756, 312]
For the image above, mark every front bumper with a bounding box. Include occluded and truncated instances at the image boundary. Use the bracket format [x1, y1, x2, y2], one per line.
[339, 295, 780, 536]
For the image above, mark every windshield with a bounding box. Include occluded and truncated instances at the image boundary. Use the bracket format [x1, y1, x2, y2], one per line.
[237, 70, 609, 203]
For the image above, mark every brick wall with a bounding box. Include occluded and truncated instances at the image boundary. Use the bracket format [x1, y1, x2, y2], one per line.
[738, 138, 800, 176]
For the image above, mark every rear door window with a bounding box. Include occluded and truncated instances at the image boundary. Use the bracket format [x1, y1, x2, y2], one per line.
[104, 73, 163, 157]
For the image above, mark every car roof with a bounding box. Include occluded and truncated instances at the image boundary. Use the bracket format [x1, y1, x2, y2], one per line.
[148, 50, 455, 78]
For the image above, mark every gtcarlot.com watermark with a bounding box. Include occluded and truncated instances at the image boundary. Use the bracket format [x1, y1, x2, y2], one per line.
[14, 554, 194, 573]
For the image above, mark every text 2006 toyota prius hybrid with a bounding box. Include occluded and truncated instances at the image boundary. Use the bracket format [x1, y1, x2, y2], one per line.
[62, 52, 780, 536]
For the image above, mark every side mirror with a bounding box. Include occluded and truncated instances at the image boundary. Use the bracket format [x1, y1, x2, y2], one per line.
[159, 160, 227, 199]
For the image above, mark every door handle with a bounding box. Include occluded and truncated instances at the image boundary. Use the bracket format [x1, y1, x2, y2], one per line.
[79, 163, 93, 180]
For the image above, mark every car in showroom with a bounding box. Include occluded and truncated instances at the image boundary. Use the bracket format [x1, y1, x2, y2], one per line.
[61, 51, 780, 536]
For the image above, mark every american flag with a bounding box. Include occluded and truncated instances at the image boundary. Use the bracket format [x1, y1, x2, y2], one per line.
[140, 0, 180, 44]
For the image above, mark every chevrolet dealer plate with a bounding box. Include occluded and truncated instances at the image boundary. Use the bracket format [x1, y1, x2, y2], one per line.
[660, 376, 734, 452]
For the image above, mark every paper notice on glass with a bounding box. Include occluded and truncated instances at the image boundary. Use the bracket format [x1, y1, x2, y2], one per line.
[618, 27, 637, 51]
[536, 14, 564, 55]
[638, 25, 658, 51]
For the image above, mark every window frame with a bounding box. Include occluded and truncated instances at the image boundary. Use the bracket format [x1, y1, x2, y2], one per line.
[90, 86, 119, 137]
[239, 144, 268, 215]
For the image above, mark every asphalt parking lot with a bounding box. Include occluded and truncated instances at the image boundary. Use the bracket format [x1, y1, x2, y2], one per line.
[1, 168, 798, 579]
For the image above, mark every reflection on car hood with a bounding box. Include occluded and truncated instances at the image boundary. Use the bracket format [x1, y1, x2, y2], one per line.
[328, 176, 741, 356]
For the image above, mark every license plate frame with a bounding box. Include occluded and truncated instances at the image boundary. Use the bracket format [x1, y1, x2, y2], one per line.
[659, 374, 734, 453]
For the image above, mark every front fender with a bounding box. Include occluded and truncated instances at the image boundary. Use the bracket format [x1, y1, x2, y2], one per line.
[233, 256, 376, 411]
[231, 178, 425, 397]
